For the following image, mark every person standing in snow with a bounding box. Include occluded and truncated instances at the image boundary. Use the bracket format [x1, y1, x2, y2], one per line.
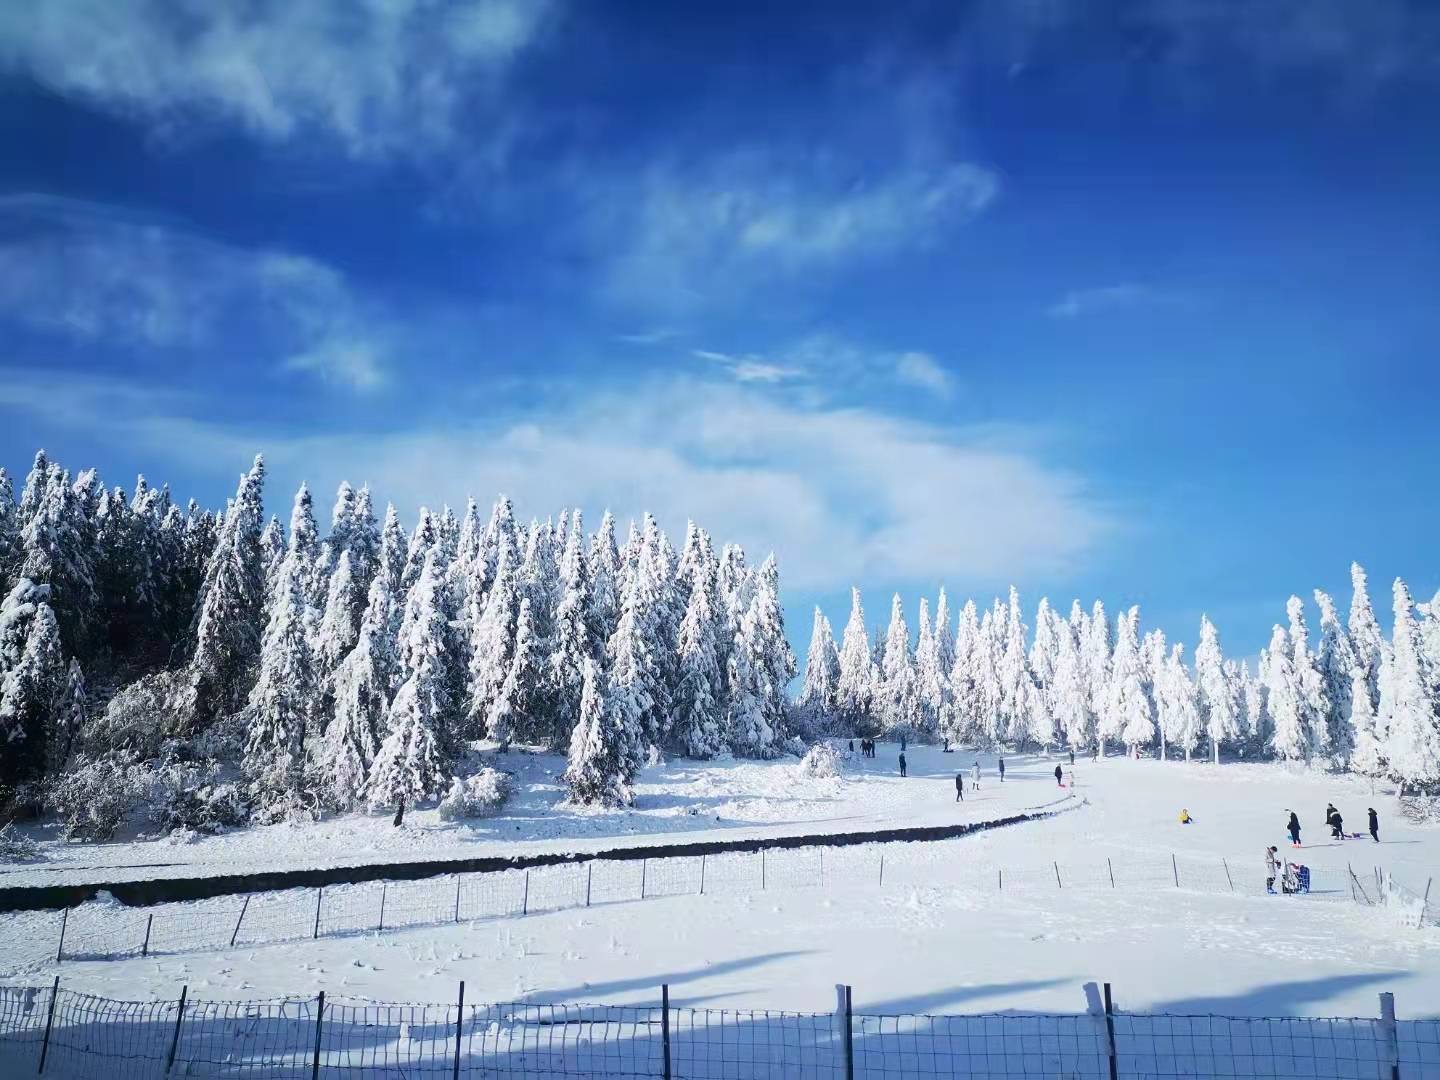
[1265, 846, 1280, 894]
[1069, 749, 1075, 766]
[955, 772, 964, 802]
[1369, 807, 1379, 843]
[1329, 808, 1344, 839]
[998, 757, 1006, 782]
[898, 752, 907, 778]
[972, 761, 981, 789]
[1054, 764, 1064, 787]
[1287, 811, 1301, 847]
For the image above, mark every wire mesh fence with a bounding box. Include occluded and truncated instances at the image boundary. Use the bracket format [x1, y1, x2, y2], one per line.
[16, 837, 1380, 970]
[2, 983, 1437, 1079]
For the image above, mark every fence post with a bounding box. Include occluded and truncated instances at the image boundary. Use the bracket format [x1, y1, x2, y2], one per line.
[998, 868, 1003, 891]
[311, 991, 325, 1080]
[455, 875, 462, 923]
[1054, 861, 1062, 889]
[37, 976, 59, 1075]
[54, 908, 67, 964]
[641, 859, 647, 899]
[522, 870, 530, 915]
[378, 884, 386, 931]
[142, 914, 154, 957]
[761, 849, 766, 890]
[453, 981, 465, 1080]
[1420, 878, 1433, 929]
[164, 984, 187, 1074]
[230, 895, 250, 947]
[700, 855, 706, 895]
[661, 984, 672, 1080]
[1103, 982, 1118, 1080]
[586, 864, 593, 907]
[879, 855, 885, 888]
[1172, 854, 1179, 888]
[1222, 859, 1234, 892]
[1378, 992, 1399, 1080]
[1107, 858, 1115, 888]
[843, 984, 854, 1080]
[313, 888, 323, 940]
[820, 849, 825, 885]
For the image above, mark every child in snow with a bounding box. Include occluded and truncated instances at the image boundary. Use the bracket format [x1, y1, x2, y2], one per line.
[1369, 807, 1379, 843]
[1287, 811, 1301, 847]
[1178, 809, 1192, 824]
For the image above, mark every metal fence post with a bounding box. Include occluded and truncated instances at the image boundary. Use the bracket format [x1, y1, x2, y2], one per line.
[230, 895, 250, 947]
[998, 868, 1003, 891]
[1222, 859, 1234, 892]
[1054, 861, 1062, 889]
[820, 849, 825, 885]
[1172, 854, 1179, 888]
[37, 975, 59, 1075]
[1107, 858, 1115, 888]
[142, 914, 154, 957]
[661, 984, 672, 1080]
[164, 985, 187, 1074]
[641, 859, 647, 899]
[311, 991, 325, 1080]
[843, 984, 854, 1080]
[1420, 878, 1433, 929]
[453, 981, 465, 1080]
[878, 855, 884, 888]
[699, 855, 706, 895]
[1103, 982, 1118, 1080]
[455, 875, 462, 923]
[377, 884, 387, 931]
[54, 908, 67, 964]
[313, 888, 323, 940]
[761, 849, 766, 890]
[586, 864, 593, 907]
[522, 870, 530, 915]
[1378, 992, 1399, 1080]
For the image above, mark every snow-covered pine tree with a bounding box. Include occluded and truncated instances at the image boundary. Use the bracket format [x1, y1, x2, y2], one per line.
[1029, 597, 1058, 700]
[879, 594, 917, 736]
[260, 515, 285, 596]
[447, 498, 483, 633]
[16, 451, 49, 531]
[606, 556, 656, 771]
[1349, 667, 1385, 778]
[486, 596, 542, 749]
[1194, 616, 1239, 764]
[400, 508, 438, 599]
[1348, 563, 1387, 717]
[378, 503, 408, 598]
[836, 588, 873, 728]
[465, 536, 519, 739]
[1106, 607, 1154, 755]
[186, 455, 267, 732]
[548, 509, 593, 749]
[1083, 601, 1112, 755]
[995, 588, 1031, 746]
[50, 657, 86, 772]
[1241, 658, 1267, 754]
[564, 658, 634, 805]
[395, 551, 459, 751]
[945, 599, 979, 744]
[19, 463, 98, 653]
[317, 567, 397, 809]
[586, 511, 621, 652]
[1313, 589, 1358, 764]
[800, 606, 840, 720]
[367, 675, 448, 814]
[1051, 613, 1089, 751]
[914, 598, 945, 738]
[0, 468, 18, 584]
[1266, 624, 1305, 760]
[1158, 644, 1200, 760]
[671, 565, 726, 757]
[1378, 578, 1440, 790]
[725, 555, 794, 756]
[242, 487, 319, 812]
[934, 589, 954, 684]
[971, 606, 1004, 746]
[1286, 596, 1328, 761]
[318, 482, 357, 583]
[0, 581, 65, 785]
[287, 483, 322, 617]
[1141, 628, 1166, 736]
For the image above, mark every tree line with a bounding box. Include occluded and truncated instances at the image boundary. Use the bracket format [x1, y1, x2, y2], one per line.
[0, 450, 797, 824]
[799, 567, 1440, 790]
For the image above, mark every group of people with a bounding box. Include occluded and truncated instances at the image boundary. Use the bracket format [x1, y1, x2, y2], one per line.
[1283, 805, 1380, 847]
[1264, 845, 1310, 895]
[851, 739, 878, 759]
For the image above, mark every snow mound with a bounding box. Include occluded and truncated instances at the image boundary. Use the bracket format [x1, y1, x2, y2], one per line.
[795, 743, 847, 780]
[438, 768, 513, 821]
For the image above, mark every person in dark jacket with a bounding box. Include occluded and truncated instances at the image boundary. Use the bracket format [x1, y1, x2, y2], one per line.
[1054, 764, 1064, 787]
[1287, 811, 1302, 847]
[955, 773, 964, 802]
[998, 757, 1006, 782]
[1069, 749, 1076, 766]
[1368, 807, 1379, 843]
[1329, 808, 1344, 839]
[898, 752, 907, 778]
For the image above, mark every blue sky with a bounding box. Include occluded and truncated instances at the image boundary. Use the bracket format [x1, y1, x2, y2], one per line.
[2, 0, 1438, 661]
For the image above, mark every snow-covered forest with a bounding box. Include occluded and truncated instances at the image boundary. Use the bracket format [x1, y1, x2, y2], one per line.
[798, 574, 1440, 789]
[0, 450, 797, 831]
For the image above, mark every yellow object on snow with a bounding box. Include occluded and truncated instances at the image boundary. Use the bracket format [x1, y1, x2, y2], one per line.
[1178, 809, 1192, 824]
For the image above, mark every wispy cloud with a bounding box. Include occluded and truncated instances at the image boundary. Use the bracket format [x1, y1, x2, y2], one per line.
[1045, 283, 1169, 319]
[0, 0, 557, 160]
[0, 195, 392, 392]
[0, 367, 1117, 590]
[893, 351, 955, 398]
[693, 349, 805, 384]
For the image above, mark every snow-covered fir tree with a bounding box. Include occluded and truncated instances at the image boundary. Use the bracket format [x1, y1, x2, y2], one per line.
[547, 509, 593, 748]
[1265, 623, 1305, 760]
[1157, 644, 1200, 760]
[944, 599, 980, 744]
[997, 588, 1031, 745]
[366, 675, 447, 813]
[586, 511, 621, 651]
[1348, 562, 1387, 716]
[1194, 616, 1239, 764]
[1029, 598, 1058, 700]
[1313, 589, 1357, 763]
[726, 555, 794, 756]
[1050, 614, 1089, 750]
[836, 588, 873, 725]
[1082, 601, 1112, 752]
[564, 658, 634, 806]
[1106, 608, 1154, 755]
[485, 596, 541, 749]
[19, 462, 98, 652]
[0, 581, 65, 785]
[1286, 595, 1329, 761]
[671, 567, 726, 757]
[394, 551, 459, 751]
[800, 606, 840, 718]
[914, 598, 946, 737]
[1378, 578, 1440, 790]
[465, 543, 519, 739]
[878, 594, 917, 735]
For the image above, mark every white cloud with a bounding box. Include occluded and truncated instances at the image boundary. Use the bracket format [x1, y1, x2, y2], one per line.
[0, 0, 555, 159]
[693, 350, 804, 384]
[1045, 283, 1159, 319]
[0, 196, 390, 392]
[893, 351, 955, 397]
[0, 368, 1116, 592]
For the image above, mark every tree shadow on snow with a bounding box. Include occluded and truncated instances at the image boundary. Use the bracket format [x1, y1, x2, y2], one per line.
[1146, 971, 1415, 1018]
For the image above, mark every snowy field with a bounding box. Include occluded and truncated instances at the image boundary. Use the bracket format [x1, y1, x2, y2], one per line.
[2, 746, 1437, 1026]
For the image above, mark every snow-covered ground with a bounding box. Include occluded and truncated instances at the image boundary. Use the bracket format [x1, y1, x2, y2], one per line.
[2, 746, 1437, 1023]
